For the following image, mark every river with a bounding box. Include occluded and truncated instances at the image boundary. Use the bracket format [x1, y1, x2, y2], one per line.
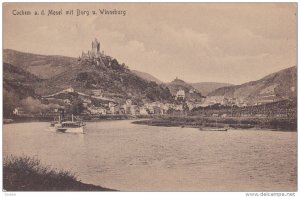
[3, 120, 297, 191]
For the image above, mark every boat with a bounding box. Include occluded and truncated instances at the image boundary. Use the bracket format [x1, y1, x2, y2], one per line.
[199, 118, 228, 132]
[55, 121, 85, 133]
[50, 111, 85, 133]
[199, 127, 228, 131]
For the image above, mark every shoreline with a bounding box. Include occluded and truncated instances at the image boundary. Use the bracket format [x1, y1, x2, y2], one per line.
[3, 114, 151, 124]
[4, 115, 297, 132]
[132, 116, 297, 132]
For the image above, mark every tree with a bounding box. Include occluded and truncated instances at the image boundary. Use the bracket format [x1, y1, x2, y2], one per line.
[3, 89, 20, 117]
[69, 100, 84, 115]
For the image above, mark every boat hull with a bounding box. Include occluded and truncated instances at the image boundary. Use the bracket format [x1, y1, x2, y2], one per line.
[199, 128, 228, 132]
[56, 127, 84, 133]
[55, 126, 85, 133]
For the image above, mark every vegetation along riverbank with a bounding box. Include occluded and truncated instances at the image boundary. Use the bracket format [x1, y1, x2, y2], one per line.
[132, 116, 297, 131]
[3, 155, 116, 191]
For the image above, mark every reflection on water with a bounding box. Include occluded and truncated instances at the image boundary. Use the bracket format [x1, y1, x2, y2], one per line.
[3, 120, 297, 191]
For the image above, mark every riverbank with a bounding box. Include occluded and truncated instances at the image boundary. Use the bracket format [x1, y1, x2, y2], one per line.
[3, 114, 151, 124]
[132, 116, 297, 131]
[3, 155, 116, 191]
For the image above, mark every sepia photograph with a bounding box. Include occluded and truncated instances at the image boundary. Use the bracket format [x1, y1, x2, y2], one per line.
[2, 2, 297, 193]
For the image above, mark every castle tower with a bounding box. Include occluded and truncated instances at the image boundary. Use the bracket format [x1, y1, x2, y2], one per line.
[91, 38, 101, 57]
[80, 38, 102, 61]
[91, 38, 98, 49]
[97, 41, 100, 53]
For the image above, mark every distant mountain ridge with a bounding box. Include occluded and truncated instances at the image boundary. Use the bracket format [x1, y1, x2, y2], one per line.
[3, 49, 79, 79]
[133, 70, 233, 96]
[190, 82, 233, 96]
[3, 49, 233, 98]
[131, 70, 162, 84]
[3, 49, 297, 109]
[206, 66, 297, 106]
[166, 78, 232, 97]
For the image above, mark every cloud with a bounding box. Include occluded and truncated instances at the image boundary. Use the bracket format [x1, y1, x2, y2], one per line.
[3, 3, 297, 84]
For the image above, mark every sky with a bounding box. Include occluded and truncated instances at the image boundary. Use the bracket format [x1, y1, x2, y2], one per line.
[3, 3, 297, 84]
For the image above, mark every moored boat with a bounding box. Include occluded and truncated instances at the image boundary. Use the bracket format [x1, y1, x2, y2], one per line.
[199, 118, 228, 131]
[199, 127, 228, 132]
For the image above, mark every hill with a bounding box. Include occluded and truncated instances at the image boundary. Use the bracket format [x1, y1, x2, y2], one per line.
[166, 78, 203, 101]
[206, 66, 297, 106]
[3, 49, 174, 105]
[131, 70, 162, 84]
[190, 82, 233, 96]
[166, 78, 195, 95]
[3, 62, 42, 116]
[3, 62, 41, 100]
[3, 49, 79, 79]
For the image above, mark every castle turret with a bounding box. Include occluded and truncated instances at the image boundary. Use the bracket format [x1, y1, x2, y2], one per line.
[81, 38, 102, 60]
[92, 38, 98, 49]
[91, 38, 100, 57]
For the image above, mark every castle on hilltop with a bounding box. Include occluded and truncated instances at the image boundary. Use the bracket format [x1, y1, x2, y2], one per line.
[79, 38, 128, 70]
[80, 38, 105, 60]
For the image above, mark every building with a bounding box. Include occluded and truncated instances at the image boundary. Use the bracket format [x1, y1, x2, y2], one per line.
[130, 105, 139, 115]
[108, 102, 116, 108]
[160, 104, 170, 114]
[153, 106, 163, 114]
[186, 101, 195, 111]
[123, 105, 131, 114]
[255, 94, 278, 105]
[123, 99, 133, 114]
[147, 106, 154, 114]
[176, 89, 185, 100]
[92, 89, 102, 96]
[169, 104, 184, 111]
[221, 114, 227, 118]
[109, 105, 121, 114]
[63, 99, 71, 104]
[83, 98, 92, 104]
[64, 87, 74, 93]
[126, 99, 132, 105]
[13, 107, 26, 116]
[139, 107, 149, 115]
[189, 89, 196, 94]
[82, 98, 92, 108]
[88, 106, 107, 115]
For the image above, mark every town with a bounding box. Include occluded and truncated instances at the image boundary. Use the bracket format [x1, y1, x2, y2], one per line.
[9, 38, 296, 124]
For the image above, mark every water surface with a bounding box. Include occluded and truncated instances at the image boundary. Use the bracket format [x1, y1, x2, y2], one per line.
[3, 120, 297, 191]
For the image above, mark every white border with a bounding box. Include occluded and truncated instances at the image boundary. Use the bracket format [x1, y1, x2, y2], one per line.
[0, 1, 298, 197]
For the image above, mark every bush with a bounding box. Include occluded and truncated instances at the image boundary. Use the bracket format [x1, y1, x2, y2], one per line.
[3, 155, 114, 191]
